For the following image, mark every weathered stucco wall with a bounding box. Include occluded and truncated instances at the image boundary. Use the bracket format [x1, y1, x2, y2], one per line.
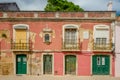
[0, 52, 13, 75]
[0, 11, 115, 76]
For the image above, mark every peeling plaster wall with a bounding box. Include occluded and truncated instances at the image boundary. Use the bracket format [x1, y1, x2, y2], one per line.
[0, 52, 13, 75]
[29, 53, 41, 75]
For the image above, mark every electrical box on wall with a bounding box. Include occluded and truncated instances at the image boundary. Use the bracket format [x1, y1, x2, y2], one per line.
[83, 31, 89, 39]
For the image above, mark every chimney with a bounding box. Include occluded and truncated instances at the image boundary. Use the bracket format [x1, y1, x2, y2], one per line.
[107, 0, 113, 11]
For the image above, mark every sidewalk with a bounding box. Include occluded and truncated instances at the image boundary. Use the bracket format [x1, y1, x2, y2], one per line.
[0, 75, 120, 80]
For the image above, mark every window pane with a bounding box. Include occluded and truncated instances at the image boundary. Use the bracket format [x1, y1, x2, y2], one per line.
[96, 38, 107, 45]
[65, 28, 77, 44]
[102, 57, 105, 65]
[97, 57, 101, 65]
[45, 34, 50, 42]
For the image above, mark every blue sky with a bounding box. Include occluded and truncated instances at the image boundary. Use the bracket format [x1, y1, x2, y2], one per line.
[0, 0, 120, 14]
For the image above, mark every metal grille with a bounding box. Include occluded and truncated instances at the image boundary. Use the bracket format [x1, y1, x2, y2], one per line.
[63, 29, 79, 50]
[43, 55, 52, 74]
[94, 38, 111, 50]
[11, 39, 32, 50]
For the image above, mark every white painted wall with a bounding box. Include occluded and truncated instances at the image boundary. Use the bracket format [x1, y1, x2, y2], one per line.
[115, 25, 120, 53]
[115, 24, 120, 77]
[115, 54, 120, 77]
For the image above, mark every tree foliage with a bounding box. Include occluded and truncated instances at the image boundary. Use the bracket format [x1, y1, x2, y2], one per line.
[44, 0, 84, 11]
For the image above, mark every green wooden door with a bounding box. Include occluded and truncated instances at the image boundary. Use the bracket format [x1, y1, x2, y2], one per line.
[65, 55, 76, 75]
[92, 55, 110, 75]
[43, 55, 52, 74]
[16, 54, 27, 74]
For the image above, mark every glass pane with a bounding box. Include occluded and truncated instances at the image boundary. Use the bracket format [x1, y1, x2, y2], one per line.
[65, 29, 77, 44]
[97, 57, 101, 65]
[17, 58, 21, 62]
[45, 34, 50, 42]
[96, 38, 107, 45]
[23, 57, 27, 62]
[102, 57, 105, 65]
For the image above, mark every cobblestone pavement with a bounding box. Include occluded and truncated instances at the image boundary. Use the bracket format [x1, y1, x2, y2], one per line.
[0, 75, 120, 80]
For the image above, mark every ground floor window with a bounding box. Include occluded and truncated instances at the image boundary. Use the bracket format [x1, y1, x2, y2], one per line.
[92, 55, 110, 75]
[43, 55, 52, 74]
[65, 55, 76, 75]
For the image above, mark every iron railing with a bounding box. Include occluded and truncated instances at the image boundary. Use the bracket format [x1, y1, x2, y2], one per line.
[62, 42, 80, 50]
[11, 40, 32, 50]
[93, 43, 112, 50]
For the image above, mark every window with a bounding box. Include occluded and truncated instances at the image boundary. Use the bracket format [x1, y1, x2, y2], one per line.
[102, 57, 105, 65]
[96, 38, 107, 45]
[64, 28, 77, 44]
[97, 57, 101, 65]
[44, 34, 50, 43]
[94, 25, 109, 44]
[63, 24, 79, 50]
[42, 27, 53, 44]
[93, 25, 111, 50]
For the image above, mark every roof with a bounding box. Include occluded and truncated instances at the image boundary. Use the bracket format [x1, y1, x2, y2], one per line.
[0, 2, 20, 11]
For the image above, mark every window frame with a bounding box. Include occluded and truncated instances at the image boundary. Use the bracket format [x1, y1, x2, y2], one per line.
[93, 25, 110, 44]
[42, 28, 52, 45]
[44, 33, 51, 44]
[63, 24, 79, 45]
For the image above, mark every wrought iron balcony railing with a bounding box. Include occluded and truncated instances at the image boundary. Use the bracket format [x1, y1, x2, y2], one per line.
[11, 40, 32, 51]
[93, 43, 112, 50]
[62, 42, 80, 51]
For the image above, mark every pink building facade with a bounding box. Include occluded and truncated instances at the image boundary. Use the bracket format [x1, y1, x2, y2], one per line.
[0, 11, 115, 76]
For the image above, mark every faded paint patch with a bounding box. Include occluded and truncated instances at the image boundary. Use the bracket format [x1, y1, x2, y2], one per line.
[39, 32, 43, 38]
[30, 32, 36, 43]
[0, 30, 10, 43]
[88, 30, 94, 50]
[0, 63, 13, 75]
[29, 53, 41, 75]
[52, 30, 55, 38]
[0, 53, 13, 75]
[1, 53, 13, 62]
[79, 28, 93, 50]
[79, 28, 84, 42]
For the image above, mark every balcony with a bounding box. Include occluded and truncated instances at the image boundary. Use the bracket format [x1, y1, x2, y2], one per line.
[11, 40, 32, 51]
[93, 43, 112, 51]
[62, 42, 80, 51]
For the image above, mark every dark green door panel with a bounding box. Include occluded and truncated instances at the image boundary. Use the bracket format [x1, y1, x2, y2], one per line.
[92, 55, 110, 75]
[16, 54, 27, 74]
[43, 55, 52, 74]
[65, 55, 76, 75]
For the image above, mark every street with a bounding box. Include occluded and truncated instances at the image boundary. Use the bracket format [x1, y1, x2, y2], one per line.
[0, 75, 120, 80]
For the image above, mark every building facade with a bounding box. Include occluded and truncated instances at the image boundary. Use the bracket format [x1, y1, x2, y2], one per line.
[0, 11, 115, 76]
[115, 16, 120, 77]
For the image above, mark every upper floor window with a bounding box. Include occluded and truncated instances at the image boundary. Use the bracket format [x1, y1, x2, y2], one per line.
[43, 27, 52, 45]
[44, 33, 50, 43]
[65, 28, 77, 44]
[93, 25, 111, 50]
[96, 38, 107, 45]
[63, 24, 79, 50]
[94, 25, 109, 44]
